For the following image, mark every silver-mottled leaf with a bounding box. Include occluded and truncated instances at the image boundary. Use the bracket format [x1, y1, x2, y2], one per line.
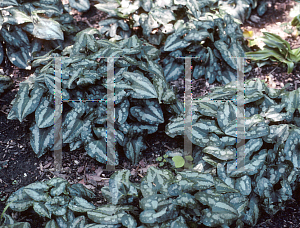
[214, 177, 239, 193]
[203, 146, 235, 161]
[87, 207, 127, 225]
[85, 138, 118, 165]
[68, 196, 96, 212]
[124, 135, 144, 165]
[242, 195, 259, 226]
[123, 72, 157, 99]
[8, 81, 45, 122]
[35, 95, 54, 128]
[141, 167, 174, 198]
[0, 74, 13, 94]
[149, 7, 175, 25]
[62, 110, 86, 144]
[130, 100, 164, 125]
[121, 214, 137, 228]
[164, 60, 184, 82]
[164, 33, 191, 52]
[139, 194, 164, 211]
[45, 219, 59, 228]
[7, 187, 33, 212]
[139, 210, 157, 224]
[284, 129, 300, 169]
[235, 175, 252, 196]
[33, 202, 51, 219]
[69, 0, 90, 12]
[49, 197, 68, 214]
[29, 123, 54, 157]
[47, 178, 69, 197]
[69, 215, 86, 228]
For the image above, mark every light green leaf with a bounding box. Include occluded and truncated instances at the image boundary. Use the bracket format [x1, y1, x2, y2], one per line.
[172, 156, 185, 168]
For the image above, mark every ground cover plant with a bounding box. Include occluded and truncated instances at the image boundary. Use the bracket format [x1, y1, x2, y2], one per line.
[2, 78, 300, 227]
[6, 29, 180, 165]
[0, 0, 81, 69]
[1, 0, 300, 228]
[95, 0, 253, 85]
[166, 77, 300, 225]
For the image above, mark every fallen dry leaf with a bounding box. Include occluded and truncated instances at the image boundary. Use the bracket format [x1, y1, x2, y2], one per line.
[78, 179, 95, 190]
[86, 174, 102, 182]
[138, 159, 146, 168]
[77, 166, 84, 173]
[43, 162, 52, 169]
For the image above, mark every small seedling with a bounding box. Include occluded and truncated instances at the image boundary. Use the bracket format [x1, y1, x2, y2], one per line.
[156, 154, 168, 167]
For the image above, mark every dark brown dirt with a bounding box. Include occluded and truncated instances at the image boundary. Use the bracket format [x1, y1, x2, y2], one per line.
[1, 0, 300, 227]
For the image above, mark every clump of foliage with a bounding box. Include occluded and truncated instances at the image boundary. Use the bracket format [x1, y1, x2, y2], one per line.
[95, 0, 252, 84]
[95, 0, 220, 44]
[166, 77, 300, 226]
[3, 177, 99, 228]
[94, 0, 267, 43]
[4, 157, 299, 228]
[246, 32, 300, 73]
[218, 0, 268, 23]
[160, 13, 252, 84]
[7, 28, 180, 165]
[0, 0, 79, 69]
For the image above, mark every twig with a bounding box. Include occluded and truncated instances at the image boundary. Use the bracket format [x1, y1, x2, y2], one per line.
[268, 66, 279, 76]
[0, 110, 8, 115]
[82, 18, 93, 28]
